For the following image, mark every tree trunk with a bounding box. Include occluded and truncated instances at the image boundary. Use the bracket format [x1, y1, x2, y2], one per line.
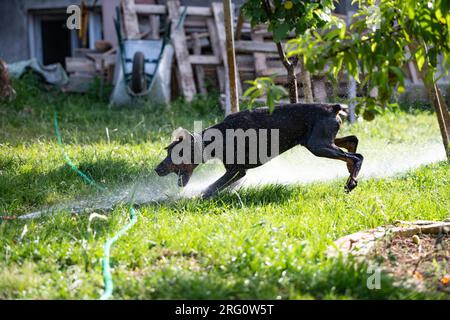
[299, 59, 314, 103]
[409, 42, 450, 160]
[262, 0, 298, 104]
[419, 63, 450, 160]
[276, 42, 298, 103]
[286, 64, 298, 103]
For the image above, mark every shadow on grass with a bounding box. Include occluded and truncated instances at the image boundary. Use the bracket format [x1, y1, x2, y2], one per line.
[140, 184, 297, 215]
[113, 256, 435, 299]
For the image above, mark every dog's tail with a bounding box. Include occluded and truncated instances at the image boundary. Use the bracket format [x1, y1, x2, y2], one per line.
[332, 104, 349, 117]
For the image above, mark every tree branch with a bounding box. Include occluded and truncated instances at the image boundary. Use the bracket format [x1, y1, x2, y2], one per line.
[276, 42, 292, 69]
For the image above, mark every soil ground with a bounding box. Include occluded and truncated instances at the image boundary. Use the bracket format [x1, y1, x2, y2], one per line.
[372, 233, 450, 295]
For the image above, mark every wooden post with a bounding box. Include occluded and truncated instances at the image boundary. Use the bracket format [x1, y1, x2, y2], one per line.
[222, 0, 239, 114]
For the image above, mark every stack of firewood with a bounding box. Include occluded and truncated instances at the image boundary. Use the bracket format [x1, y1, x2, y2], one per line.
[65, 41, 116, 93]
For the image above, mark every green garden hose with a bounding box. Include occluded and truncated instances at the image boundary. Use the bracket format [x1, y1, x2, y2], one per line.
[53, 112, 107, 192]
[54, 110, 138, 300]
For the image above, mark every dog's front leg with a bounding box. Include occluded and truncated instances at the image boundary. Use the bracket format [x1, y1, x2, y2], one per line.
[202, 169, 246, 199]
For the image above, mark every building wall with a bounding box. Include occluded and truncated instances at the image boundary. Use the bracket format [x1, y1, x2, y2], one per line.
[0, 0, 98, 63]
[0, 0, 29, 63]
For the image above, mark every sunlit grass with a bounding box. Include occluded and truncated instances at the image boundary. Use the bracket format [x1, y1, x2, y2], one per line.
[0, 76, 448, 299]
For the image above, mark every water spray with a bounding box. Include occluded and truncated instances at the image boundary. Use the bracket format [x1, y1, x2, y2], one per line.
[0, 111, 140, 300]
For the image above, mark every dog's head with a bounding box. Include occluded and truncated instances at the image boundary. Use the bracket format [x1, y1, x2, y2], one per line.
[155, 127, 200, 187]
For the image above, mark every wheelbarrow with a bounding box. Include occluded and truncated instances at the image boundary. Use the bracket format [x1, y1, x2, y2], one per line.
[114, 7, 168, 96]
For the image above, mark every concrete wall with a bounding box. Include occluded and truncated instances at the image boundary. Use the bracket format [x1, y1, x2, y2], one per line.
[0, 0, 29, 63]
[0, 0, 98, 63]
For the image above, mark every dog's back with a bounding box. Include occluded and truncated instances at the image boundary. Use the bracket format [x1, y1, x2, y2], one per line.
[204, 103, 345, 169]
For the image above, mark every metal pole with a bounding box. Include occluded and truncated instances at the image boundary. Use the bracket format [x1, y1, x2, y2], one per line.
[223, 0, 239, 113]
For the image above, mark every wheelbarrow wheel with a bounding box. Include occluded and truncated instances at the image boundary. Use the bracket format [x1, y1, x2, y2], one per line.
[130, 51, 147, 94]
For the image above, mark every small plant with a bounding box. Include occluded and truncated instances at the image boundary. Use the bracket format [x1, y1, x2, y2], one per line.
[243, 76, 287, 112]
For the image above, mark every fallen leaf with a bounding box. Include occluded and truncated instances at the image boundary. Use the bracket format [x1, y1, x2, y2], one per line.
[441, 275, 450, 285]
[413, 271, 424, 281]
[412, 235, 420, 244]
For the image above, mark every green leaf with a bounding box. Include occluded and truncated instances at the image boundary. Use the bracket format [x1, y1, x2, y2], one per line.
[389, 66, 405, 82]
[415, 47, 426, 71]
[272, 22, 291, 42]
[333, 53, 344, 78]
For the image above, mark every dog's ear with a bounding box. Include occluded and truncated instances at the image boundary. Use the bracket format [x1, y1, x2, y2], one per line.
[171, 127, 193, 142]
[164, 140, 180, 150]
[332, 104, 349, 116]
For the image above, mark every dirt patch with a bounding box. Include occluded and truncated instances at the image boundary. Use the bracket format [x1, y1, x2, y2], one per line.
[370, 233, 450, 295]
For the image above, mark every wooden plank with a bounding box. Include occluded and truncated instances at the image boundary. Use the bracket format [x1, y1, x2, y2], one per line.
[184, 16, 208, 27]
[235, 9, 244, 40]
[73, 48, 98, 58]
[206, 16, 224, 92]
[135, 4, 166, 15]
[193, 33, 207, 95]
[313, 77, 328, 103]
[189, 55, 221, 65]
[251, 33, 267, 76]
[150, 14, 160, 39]
[122, 0, 140, 39]
[206, 18, 221, 62]
[235, 40, 278, 53]
[167, 0, 196, 101]
[135, 4, 212, 16]
[65, 57, 96, 74]
[212, 2, 231, 114]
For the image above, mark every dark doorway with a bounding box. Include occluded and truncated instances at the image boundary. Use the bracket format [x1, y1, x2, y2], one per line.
[41, 19, 71, 67]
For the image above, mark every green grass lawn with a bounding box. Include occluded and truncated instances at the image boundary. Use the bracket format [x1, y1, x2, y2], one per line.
[0, 76, 449, 299]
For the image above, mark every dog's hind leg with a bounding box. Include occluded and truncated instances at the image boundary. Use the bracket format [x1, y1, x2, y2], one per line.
[202, 169, 246, 199]
[306, 121, 363, 192]
[334, 135, 359, 153]
[334, 135, 359, 172]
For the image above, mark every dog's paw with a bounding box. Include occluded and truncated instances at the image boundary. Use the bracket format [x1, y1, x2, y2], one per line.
[345, 179, 358, 193]
[200, 192, 213, 200]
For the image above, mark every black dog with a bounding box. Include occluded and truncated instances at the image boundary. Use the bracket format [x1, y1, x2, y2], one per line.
[155, 103, 363, 198]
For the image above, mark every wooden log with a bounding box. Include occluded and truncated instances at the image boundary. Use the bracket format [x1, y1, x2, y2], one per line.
[121, 0, 140, 39]
[168, 0, 196, 101]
